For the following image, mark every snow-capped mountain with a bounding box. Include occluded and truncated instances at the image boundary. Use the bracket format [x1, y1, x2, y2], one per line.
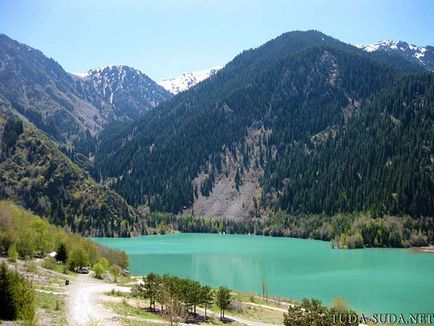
[158, 66, 222, 94]
[72, 65, 172, 120]
[356, 40, 434, 71]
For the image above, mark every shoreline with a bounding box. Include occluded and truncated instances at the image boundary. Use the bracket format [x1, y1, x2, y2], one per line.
[94, 231, 434, 252]
[409, 246, 434, 254]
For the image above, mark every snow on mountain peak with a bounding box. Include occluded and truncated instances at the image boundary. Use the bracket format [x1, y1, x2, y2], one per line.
[158, 66, 223, 94]
[71, 71, 92, 78]
[71, 65, 134, 79]
[356, 40, 399, 52]
[356, 40, 429, 64]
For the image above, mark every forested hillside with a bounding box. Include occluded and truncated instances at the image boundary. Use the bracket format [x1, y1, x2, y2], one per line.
[264, 73, 434, 217]
[0, 115, 143, 236]
[93, 31, 429, 219]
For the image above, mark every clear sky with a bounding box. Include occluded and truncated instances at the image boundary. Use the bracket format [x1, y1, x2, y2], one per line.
[1, 0, 433, 80]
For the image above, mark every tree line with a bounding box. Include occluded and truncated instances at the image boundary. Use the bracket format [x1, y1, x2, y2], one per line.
[145, 211, 433, 248]
[0, 200, 129, 271]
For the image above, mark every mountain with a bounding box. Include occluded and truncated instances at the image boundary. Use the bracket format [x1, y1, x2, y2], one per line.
[0, 34, 102, 143]
[93, 30, 431, 220]
[158, 66, 222, 94]
[72, 65, 172, 120]
[0, 115, 143, 236]
[356, 40, 434, 71]
[0, 34, 171, 144]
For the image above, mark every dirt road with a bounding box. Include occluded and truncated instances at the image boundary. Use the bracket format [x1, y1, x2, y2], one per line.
[65, 274, 125, 325]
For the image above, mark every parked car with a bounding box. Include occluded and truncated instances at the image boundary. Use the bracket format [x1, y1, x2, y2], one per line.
[121, 269, 130, 276]
[74, 266, 90, 274]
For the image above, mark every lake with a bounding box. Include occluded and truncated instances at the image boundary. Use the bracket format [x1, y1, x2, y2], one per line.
[93, 233, 434, 315]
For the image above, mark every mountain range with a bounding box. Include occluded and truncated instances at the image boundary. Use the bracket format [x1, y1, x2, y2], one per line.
[0, 31, 433, 244]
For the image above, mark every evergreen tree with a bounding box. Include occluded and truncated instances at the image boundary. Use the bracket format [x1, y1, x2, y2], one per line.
[200, 285, 214, 317]
[56, 243, 68, 263]
[215, 286, 231, 320]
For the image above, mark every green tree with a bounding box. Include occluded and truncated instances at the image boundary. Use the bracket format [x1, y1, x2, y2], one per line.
[0, 262, 15, 319]
[68, 246, 89, 270]
[200, 285, 214, 317]
[0, 262, 35, 321]
[139, 272, 161, 311]
[56, 243, 68, 263]
[284, 298, 333, 326]
[329, 297, 359, 326]
[215, 286, 231, 320]
[235, 168, 241, 191]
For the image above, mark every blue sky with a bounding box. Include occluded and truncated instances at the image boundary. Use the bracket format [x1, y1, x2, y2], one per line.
[1, 0, 433, 80]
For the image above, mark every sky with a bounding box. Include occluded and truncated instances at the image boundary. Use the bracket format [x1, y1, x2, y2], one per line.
[0, 0, 433, 81]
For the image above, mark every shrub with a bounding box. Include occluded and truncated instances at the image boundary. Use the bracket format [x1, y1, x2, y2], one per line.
[42, 257, 57, 270]
[8, 244, 19, 262]
[99, 257, 109, 269]
[110, 264, 121, 277]
[25, 260, 38, 273]
[93, 263, 105, 279]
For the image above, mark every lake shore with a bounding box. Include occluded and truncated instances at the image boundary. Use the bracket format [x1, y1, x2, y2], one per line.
[410, 245, 434, 254]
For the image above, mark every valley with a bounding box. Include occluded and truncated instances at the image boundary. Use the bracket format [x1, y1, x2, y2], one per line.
[0, 3, 433, 323]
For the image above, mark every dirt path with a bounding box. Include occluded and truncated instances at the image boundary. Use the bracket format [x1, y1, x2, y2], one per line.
[243, 301, 288, 312]
[65, 274, 125, 325]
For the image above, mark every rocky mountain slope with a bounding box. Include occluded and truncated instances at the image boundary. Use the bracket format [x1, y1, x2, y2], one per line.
[73, 65, 171, 120]
[158, 66, 222, 94]
[0, 34, 102, 143]
[356, 40, 434, 71]
[0, 34, 171, 145]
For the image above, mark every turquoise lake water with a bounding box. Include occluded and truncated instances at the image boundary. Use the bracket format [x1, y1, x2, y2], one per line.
[93, 233, 434, 315]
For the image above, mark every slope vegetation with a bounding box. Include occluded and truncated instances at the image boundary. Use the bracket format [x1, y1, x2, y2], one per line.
[0, 116, 142, 236]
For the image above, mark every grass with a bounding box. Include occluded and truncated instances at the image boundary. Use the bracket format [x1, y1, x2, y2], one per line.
[232, 290, 296, 308]
[105, 296, 247, 326]
[119, 319, 169, 326]
[35, 291, 66, 326]
[106, 300, 166, 321]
